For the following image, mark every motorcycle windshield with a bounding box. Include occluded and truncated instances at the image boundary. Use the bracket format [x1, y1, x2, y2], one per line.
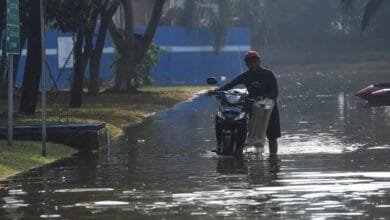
[225, 94, 242, 104]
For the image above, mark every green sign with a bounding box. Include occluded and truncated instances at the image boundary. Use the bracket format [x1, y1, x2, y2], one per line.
[6, 0, 20, 54]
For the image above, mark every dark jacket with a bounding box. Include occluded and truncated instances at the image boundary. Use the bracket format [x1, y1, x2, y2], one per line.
[217, 67, 278, 100]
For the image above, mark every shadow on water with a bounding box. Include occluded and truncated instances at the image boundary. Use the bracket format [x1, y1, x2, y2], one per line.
[0, 70, 390, 219]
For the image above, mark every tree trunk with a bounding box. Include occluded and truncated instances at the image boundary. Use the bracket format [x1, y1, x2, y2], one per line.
[70, 8, 99, 107]
[69, 31, 85, 108]
[109, 0, 135, 92]
[88, 53, 101, 96]
[114, 47, 135, 92]
[19, 1, 42, 114]
[87, 2, 119, 96]
[109, 0, 165, 93]
[138, 0, 165, 57]
[87, 16, 109, 96]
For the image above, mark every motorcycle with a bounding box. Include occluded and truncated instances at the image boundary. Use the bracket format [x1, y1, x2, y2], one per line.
[207, 77, 250, 156]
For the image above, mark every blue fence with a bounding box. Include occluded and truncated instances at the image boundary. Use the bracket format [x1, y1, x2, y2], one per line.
[4, 26, 250, 88]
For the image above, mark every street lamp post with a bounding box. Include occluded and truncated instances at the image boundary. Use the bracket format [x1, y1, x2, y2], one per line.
[6, 0, 21, 146]
[40, 0, 47, 156]
[7, 55, 13, 146]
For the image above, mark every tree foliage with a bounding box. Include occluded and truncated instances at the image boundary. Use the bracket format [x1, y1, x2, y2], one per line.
[46, 0, 120, 106]
[46, 0, 98, 33]
[110, 43, 163, 87]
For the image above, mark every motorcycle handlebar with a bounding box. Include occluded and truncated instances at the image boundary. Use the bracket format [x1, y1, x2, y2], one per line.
[206, 90, 223, 96]
[206, 90, 263, 101]
[245, 96, 263, 102]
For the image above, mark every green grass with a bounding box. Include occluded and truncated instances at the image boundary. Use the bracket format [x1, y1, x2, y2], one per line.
[0, 140, 77, 180]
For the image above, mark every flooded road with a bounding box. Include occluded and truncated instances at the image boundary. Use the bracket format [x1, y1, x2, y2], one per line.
[0, 70, 390, 219]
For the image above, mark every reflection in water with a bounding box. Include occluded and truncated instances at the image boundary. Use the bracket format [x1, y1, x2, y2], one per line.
[0, 72, 390, 219]
[216, 157, 247, 175]
[215, 154, 281, 185]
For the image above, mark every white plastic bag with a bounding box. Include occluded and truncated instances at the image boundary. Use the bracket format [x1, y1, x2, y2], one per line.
[247, 98, 274, 147]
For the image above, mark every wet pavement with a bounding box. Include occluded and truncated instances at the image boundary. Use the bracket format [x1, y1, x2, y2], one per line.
[0, 70, 389, 219]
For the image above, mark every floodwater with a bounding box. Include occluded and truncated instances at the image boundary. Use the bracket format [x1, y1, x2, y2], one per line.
[0, 69, 389, 219]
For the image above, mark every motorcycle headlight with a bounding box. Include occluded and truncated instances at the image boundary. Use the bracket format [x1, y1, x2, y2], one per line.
[217, 111, 225, 120]
[234, 112, 246, 120]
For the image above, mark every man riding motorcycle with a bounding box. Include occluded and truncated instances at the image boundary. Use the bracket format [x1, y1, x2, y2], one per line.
[208, 50, 281, 155]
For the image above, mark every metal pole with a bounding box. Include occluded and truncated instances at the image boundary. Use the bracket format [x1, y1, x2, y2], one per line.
[40, 0, 47, 156]
[7, 55, 13, 146]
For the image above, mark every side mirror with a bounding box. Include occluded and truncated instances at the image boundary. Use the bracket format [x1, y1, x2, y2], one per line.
[207, 77, 218, 85]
